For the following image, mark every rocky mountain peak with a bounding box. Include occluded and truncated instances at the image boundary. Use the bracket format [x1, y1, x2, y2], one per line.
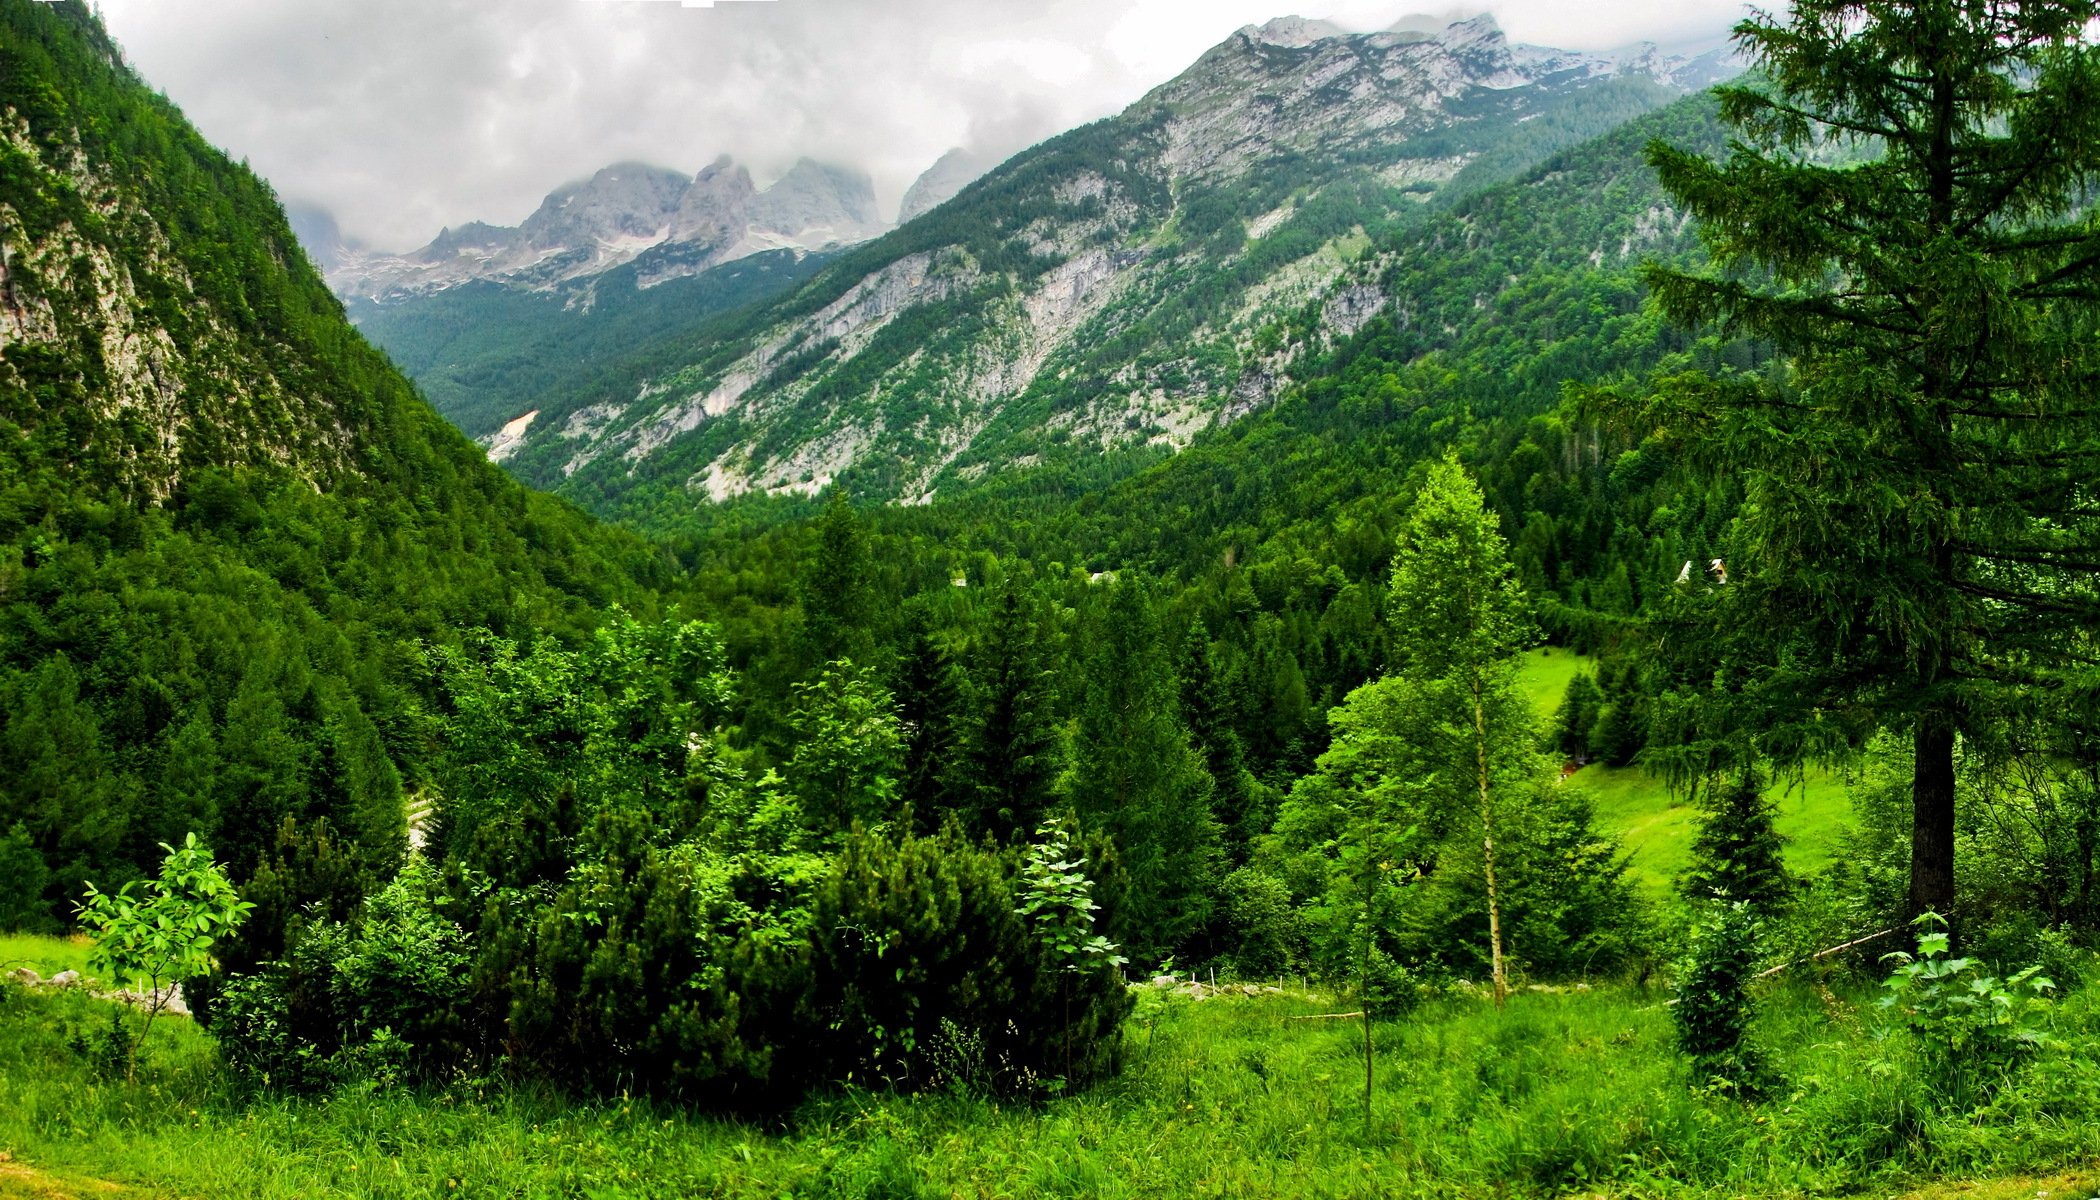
[516, 161, 690, 252]
[899, 147, 994, 225]
[1244, 16, 1348, 48]
[750, 158, 884, 240]
[326, 153, 892, 302]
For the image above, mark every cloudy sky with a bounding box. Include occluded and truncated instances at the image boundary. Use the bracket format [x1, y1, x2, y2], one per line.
[97, 0, 1749, 252]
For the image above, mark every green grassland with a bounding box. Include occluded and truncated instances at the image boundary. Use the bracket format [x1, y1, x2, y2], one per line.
[0, 934, 92, 982]
[3, 941, 2098, 1199]
[1514, 650, 1857, 895]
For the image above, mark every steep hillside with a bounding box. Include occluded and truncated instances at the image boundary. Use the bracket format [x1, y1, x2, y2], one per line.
[0, 0, 660, 918]
[346, 247, 830, 442]
[470, 15, 1725, 514]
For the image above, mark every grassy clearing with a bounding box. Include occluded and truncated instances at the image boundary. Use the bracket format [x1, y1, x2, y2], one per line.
[5, 936, 2099, 1200]
[0, 935, 92, 983]
[1514, 644, 1590, 717]
[1514, 650, 1857, 894]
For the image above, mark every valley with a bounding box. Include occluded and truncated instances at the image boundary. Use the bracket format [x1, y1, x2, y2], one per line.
[3, 0, 2099, 1196]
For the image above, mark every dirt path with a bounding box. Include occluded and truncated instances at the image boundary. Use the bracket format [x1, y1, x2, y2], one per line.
[0, 1154, 129, 1200]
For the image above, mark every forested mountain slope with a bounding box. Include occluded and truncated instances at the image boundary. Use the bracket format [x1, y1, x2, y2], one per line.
[0, 0, 662, 919]
[346, 247, 831, 445]
[457, 16, 1727, 513]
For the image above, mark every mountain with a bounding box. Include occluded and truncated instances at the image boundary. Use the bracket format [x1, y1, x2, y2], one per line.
[898, 147, 996, 224]
[0, 0, 660, 908]
[459, 14, 1728, 515]
[329, 156, 889, 303]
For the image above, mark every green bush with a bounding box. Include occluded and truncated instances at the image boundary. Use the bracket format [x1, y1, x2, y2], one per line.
[1674, 897, 1767, 1095]
[212, 859, 473, 1090]
[794, 824, 1132, 1097]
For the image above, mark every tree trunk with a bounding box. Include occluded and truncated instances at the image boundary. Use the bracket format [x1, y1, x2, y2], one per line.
[1909, 710, 1957, 924]
[1473, 681, 1507, 1007]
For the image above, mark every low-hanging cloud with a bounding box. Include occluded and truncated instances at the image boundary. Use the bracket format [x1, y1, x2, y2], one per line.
[97, 0, 1748, 252]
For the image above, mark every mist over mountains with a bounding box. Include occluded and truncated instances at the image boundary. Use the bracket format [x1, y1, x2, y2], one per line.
[325, 13, 1731, 506]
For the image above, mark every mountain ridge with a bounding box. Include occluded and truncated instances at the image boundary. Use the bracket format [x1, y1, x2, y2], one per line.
[466, 14, 1729, 511]
[327, 154, 890, 303]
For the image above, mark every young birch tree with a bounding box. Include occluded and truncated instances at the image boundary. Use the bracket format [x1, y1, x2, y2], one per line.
[1386, 458, 1535, 1005]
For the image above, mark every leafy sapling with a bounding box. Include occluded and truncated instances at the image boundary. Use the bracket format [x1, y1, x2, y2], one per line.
[1879, 912, 2058, 1105]
[1016, 820, 1125, 975]
[1017, 820, 1125, 1088]
[77, 833, 253, 1079]
[1674, 896, 1768, 1097]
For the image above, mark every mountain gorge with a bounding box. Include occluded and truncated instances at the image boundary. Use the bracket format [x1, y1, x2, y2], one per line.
[363, 15, 1731, 518]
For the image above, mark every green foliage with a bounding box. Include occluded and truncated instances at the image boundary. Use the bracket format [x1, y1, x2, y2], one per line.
[76, 834, 250, 1076]
[786, 661, 905, 835]
[1066, 578, 1222, 963]
[0, 823, 54, 933]
[1880, 912, 2060, 1107]
[1674, 898, 1767, 1096]
[213, 859, 472, 1092]
[1015, 821, 1125, 976]
[800, 825, 1131, 1097]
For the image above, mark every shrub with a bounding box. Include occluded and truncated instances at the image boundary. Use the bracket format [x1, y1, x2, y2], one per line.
[1879, 911, 2058, 1108]
[212, 858, 473, 1089]
[792, 824, 1132, 1097]
[1674, 897, 1767, 1096]
[77, 833, 251, 1078]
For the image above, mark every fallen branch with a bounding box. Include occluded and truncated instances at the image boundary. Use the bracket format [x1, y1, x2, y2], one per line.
[1288, 1011, 1366, 1020]
[1754, 927, 1899, 980]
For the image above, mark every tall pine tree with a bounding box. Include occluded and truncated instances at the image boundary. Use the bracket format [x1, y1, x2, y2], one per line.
[957, 578, 1062, 842]
[1068, 579, 1222, 963]
[1620, 0, 2100, 921]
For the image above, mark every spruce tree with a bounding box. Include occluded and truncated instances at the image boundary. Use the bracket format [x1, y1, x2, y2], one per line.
[1068, 579, 1223, 962]
[798, 492, 878, 669]
[958, 578, 1062, 842]
[1553, 672, 1605, 760]
[893, 606, 969, 828]
[1180, 624, 1262, 861]
[1386, 457, 1535, 1005]
[1683, 770, 1793, 914]
[1624, 0, 2100, 921]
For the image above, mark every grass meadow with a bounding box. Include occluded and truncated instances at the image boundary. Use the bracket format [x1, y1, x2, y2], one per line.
[4, 942, 2099, 1199]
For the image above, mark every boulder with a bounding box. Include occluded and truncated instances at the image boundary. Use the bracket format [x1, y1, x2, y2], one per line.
[46, 969, 79, 986]
[7, 967, 38, 986]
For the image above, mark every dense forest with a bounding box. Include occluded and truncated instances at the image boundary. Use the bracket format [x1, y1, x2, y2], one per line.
[5, 0, 2100, 1195]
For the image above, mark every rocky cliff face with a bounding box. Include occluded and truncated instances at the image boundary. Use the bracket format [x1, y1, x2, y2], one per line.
[367, 15, 1729, 512]
[329, 157, 890, 303]
[898, 147, 996, 224]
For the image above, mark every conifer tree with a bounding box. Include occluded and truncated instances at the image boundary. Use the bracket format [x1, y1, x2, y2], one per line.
[958, 579, 1062, 842]
[894, 606, 970, 828]
[1068, 579, 1222, 962]
[1624, 0, 2100, 921]
[1683, 770, 1793, 914]
[1180, 624, 1262, 861]
[1553, 672, 1605, 760]
[798, 492, 878, 669]
[1386, 458, 1535, 1005]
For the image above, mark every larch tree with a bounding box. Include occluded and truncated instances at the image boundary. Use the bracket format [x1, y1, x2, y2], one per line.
[1386, 457, 1535, 1005]
[1615, 0, 2100, 922]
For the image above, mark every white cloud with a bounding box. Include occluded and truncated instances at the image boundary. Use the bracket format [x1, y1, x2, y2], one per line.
[95, 0, 1746, 251]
